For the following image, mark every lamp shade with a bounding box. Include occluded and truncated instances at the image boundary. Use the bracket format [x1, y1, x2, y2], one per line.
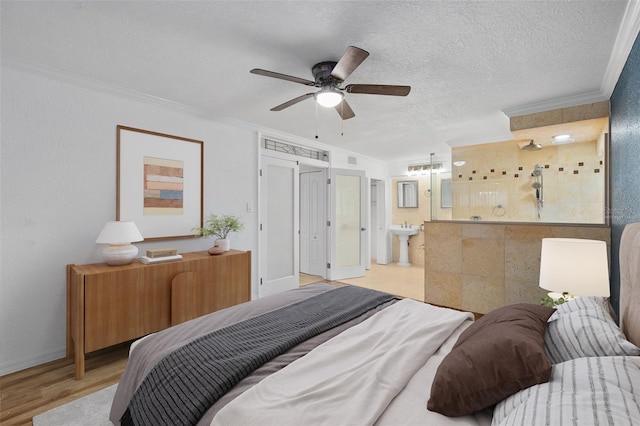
[96, 221, 144, 244]
[96, 221, 144, 265]
[539, 238, 610, 297]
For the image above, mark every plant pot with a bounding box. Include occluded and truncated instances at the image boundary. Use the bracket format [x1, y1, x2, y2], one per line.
[208, 245, 224, 255]
[215, 238, 231, 251]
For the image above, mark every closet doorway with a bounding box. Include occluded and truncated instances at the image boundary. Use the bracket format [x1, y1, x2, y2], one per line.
[299, 166, 327, 277]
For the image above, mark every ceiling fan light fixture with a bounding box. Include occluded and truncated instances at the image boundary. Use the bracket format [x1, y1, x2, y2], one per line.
[315, 90, 344, 108]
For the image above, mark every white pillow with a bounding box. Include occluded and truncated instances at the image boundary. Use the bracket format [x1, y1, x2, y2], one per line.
[492, 356, 640, 425]
[544, 296, 639, 364]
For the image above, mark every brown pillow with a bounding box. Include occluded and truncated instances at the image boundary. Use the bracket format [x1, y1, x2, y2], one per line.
[427, 303, 555, 416]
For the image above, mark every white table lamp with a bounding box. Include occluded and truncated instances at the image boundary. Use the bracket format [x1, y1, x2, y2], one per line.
[539, 238, 610, 298]
[96, 221, 144, 265]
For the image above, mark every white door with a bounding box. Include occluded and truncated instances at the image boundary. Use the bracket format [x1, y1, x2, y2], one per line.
[300, 170, 326, 277]
[373, 179, 388, 265]
[327, 168, 367, 281]
[370, 180, 378, 264]
[300, 172, 311, 274]
[259, 156, 299, 297]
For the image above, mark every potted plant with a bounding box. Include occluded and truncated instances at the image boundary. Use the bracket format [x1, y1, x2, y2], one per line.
[192, 214, 244, 252]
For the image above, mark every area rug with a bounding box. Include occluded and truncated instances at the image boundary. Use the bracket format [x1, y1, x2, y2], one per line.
[32, 384, 116, 426]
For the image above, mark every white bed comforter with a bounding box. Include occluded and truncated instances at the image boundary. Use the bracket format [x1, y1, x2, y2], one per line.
[211, 298, 484, 426]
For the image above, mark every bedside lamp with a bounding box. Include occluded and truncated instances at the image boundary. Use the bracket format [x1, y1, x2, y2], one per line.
[539, 238, 610, 299]
[96, 221, 144, 265]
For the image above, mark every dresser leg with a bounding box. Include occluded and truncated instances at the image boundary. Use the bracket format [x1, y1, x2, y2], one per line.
[74, 339, 85, 380]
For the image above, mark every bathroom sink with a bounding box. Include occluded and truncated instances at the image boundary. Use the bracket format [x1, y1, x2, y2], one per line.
[388, 224, 420, 237]
[388, 225, 420, 266]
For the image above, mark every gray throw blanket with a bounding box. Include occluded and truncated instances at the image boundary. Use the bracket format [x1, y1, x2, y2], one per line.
[121, 286, 396, 426]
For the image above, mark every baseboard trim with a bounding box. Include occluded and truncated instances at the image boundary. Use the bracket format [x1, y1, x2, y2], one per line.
[0, 346, 65, 377]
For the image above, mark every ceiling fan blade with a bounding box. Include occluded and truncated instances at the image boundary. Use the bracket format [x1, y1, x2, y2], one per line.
[335, 99, 355, 120]
[330, 46, 370, 82]
[270, 93, 315, 111]
[250, 69, 315, 86]
[345, 84, 411, 96]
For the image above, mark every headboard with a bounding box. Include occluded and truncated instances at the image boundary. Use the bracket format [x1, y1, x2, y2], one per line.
[619, 222, 640, 347]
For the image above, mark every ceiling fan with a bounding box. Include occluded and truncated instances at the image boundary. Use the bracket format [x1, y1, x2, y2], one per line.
[250, 46, 411, 120]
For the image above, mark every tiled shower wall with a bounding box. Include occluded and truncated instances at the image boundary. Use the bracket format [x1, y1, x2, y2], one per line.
[451, 139, 606, 223]
[424, 221, 610, 314]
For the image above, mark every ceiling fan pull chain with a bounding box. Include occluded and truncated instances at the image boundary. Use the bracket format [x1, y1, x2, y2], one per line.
[341, 102, 344, 136]
[315, 101, 319, 139]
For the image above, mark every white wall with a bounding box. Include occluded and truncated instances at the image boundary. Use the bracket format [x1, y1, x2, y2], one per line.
[0, 62, 391, 375]
[0, 63, 261, 375]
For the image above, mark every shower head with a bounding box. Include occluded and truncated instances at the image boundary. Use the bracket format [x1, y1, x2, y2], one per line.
[532, 164, 543, 176]
[521, 140, 542, 151]
[532, 182, 542, 189]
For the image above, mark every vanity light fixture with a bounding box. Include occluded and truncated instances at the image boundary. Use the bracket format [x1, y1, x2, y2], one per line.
[453, 161, 466, 167]
[408, 163, 443, 176]
[314, 88, 344, 108]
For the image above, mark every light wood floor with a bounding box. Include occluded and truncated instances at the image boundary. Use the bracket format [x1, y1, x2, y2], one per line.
[1, 262, 424, 425]
[0, 343, 129, 426]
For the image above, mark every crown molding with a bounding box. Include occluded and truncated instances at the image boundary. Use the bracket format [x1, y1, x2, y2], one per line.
[501, 90, 609, 118]
[1, 54, 258, 132]
[503, 1, 640, 118]
[601, 0, 640, 98]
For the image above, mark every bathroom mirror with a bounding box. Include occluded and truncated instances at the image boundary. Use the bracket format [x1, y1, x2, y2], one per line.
[397, 180, 419, 208]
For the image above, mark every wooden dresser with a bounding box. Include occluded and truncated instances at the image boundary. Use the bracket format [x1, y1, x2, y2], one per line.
[66, 250, 251, 379]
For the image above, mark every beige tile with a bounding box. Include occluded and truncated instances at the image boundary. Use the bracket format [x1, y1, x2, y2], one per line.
[505, 224, 556, 240]
[462, 223, 505, 239]
[408, 232, 425, 266]
[460, 274, 505, 314]
[425, 270, 461, 308]
[462, 238, 505, 278]
[425, 222, 462, 238]
[504, 279, 548, 306]
[338, 261, 424, 301]
[549, 226, 610, 241]
[510, 109, 564, 131]
[562, 101, 609, 122]
[504, 238, 541, 282]
[425, 234, 462, 273]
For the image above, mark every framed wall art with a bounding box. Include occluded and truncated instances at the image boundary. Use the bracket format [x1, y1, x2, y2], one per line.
[117, 125, 203, 240]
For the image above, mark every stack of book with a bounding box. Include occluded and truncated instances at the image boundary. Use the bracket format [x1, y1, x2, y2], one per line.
[139, 248, 182, 264]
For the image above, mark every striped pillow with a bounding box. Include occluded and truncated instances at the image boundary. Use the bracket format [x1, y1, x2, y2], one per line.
[544, 297, 639, 364]
[492, 356, 640, 425]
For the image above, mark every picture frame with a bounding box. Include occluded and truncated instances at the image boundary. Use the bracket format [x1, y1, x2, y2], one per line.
[117, 125, 203, 240]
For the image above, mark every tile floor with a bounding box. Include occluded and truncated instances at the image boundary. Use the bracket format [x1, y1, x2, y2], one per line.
[300, 261, 424, 301]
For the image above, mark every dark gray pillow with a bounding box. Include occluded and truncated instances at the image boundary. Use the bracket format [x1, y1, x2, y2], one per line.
[427, 303, 555, 417]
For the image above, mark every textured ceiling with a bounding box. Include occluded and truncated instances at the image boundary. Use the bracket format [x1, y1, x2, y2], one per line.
[1, 1, 635, 163]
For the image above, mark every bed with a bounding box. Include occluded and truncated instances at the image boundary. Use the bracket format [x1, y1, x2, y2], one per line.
[110, 223, 640, 426]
